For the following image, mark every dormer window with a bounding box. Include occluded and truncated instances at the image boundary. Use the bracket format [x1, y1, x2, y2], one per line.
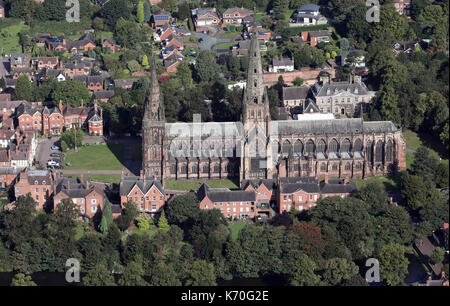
[34, 180, 38, 185]
[42, 180, 46, 185]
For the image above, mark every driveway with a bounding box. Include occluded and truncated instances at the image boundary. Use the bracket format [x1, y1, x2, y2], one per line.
[193, 32, 234, 51]
[35, 137, 61, 168]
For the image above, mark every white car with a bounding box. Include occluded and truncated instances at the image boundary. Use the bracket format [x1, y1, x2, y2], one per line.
[47, 160, 59, 167]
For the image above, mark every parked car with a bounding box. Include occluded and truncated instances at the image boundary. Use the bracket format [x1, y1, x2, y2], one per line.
[47, 160, 59, 167]
[198, 38, 203, 43]
[51, 145, 60, 150]
[66, 162, 71, 167]
[202, 30, 207, 34]
[50, 153, 60, 157]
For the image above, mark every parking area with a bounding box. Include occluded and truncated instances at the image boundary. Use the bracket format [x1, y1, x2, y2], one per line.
[35, 137, 62, 169]
[193, 32, 234, 51]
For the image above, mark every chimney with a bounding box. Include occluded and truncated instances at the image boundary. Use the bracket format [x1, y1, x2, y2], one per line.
[100, 108, 103, 118]
[324, 173, 329, 184]
[344, 177, 349, 184]
[81, 99, 84, 108]
[67, 180, 70, 190]
[140, 170, 144, 179]
[80, 174, 83, 183]
[94, 101, 98, 112]
[85, 178, 90, 189]
[59, 100, 63, 111]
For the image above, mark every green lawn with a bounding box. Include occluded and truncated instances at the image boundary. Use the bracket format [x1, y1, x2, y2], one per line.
[130, 227, 157, 240]
[229, 221, 246, 241]
[403, 129, 448, 163]
[353, 176, 399, 192]
[213, 42, 236, 50]
[403, 129, 422, 151]
[165, 179, 239, 191]
[64, 144, 124, 170]
[220, 32, 238, 39]
[0, 22, 29, 54]
[406, 152, 414, 170]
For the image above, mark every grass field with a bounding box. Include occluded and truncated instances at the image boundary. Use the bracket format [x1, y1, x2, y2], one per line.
[353, 175, 399, 192]
[213, 42, 236, 50]
[229, 221, 246, 241]
[64, 144, 124, 170]
[165, 179, 239, 191]
[220, 32, 238, 39]
[0, 22, 29, 54]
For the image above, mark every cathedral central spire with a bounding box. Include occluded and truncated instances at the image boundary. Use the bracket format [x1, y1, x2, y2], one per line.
[144, 56, 165, 122]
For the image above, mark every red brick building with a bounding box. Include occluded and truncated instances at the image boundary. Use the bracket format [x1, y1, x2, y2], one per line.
[101, 38, 121, 54]
[0, 167, 21, 189]
[36, 57, 59, 70]
[14, 169, 54, 210]
[119, 175, 167, 216]
[222, 7, 251, 24]
[53, 176, 105, 219]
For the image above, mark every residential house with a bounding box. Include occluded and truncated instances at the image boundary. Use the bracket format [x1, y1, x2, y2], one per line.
[0, 128, 15, 148]
[341, 49, 366, 67]
[197, 183, 258, 220]
[311, 74, 375, 116]
[53, 176, 105, 219]
[392, 41, 421, 56]
[282, 86, 311, 112]
[113, 78, 138, 90]
[151, 10, 171, 28]
[193, 8, 220, 31]
[153, 24, 175, 42]
[308, 30, 330, 47]
[161, 46, 184, 60]
[93, 90, 114, 103]
[10, 68, 33, 80]
[394, 0, 411, 16]
[222, 7, 251, 24]
[270, 57, 294, 73]
[291, 4, 327, 26]
[277, 176, 356, 213]
[14, 169, 53, 210]
[0, 100, 28, 118]
[35, 57, 59, 70]
[119, 175, 166, 216]
[101, 38, 121, 54]
[0, 94, 11, 102]
[45, 69, 67, 82]
[16, 103, 43, 132]
[42, 106, 64, 135]
[165, 35, 184, 50]
[0, 167, 21, 189]
[164, 53, 184, 74]
[9, 54, 29, 69]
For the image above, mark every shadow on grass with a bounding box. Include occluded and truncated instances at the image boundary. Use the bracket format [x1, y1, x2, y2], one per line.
[417, 132, 449, 160]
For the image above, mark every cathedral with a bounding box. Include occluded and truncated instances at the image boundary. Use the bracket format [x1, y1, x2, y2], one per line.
[141, 30, 407, 187]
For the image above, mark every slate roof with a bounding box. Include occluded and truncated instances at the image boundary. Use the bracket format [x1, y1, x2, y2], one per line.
[94, 90, 115, 99]
[271, 118, 400, 136]
[312, 81, 370, 97]
[55, 177, 104, 198]
[283, 86, 310, 100]
[197, 183, 255, 203]
[119, 176, 165, 196]
[309, 30, 329, 37]
[222, 7, 251, 16]
[280, 181, 320, 194]
[241, 179, 277, 191]
[113, 78, 138, 88]
[298, 4, 320, 12]
[10, 54, 27, 66]
[273, 57, 293, 67]
[320, 179, 356, 194]
[26, 170, 52, 185]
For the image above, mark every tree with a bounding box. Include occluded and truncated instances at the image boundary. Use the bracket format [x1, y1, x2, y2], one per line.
[340, 38, 350, 51]
[287, 222, 327, 259]
[137, 1, 144, 23]
[150, 262, 181, 286]
[185, 260, 217, 286]
[158, 210, 170, 230]
[288, 253, 320, 286]
[10, 273, 37, 286]
[273, 0, 289, 20]
[118, 201, 138, 231]
[83, 264, 116, 286]
[411, 0, 431, 20]
[143, 1, 151, 22]
[354, 181, 388, 216]
[100, 0, 132, 29]
[430, 247, 445, 264]
[114, 18, 141, 49]
[176, 61, 193, 88]
[137, 212, 151, 231]
[166, 194, 201, 226]
[141, 54, 150, 69]
[99, 199, 114, 234]
[52, 80, 91, 106]
[400, 174, 440, 212]
[411, 146, 439, 183]
[322, 257, 359, 286]
[177, 2, 190, 20]
[15, 75, 32, 101]
[292, 77, 304, 86]
[118, 261, 148, 286]
[379, 243, 409, 286]
[195, 50, 219, 83]
[419, 199, 449, 230]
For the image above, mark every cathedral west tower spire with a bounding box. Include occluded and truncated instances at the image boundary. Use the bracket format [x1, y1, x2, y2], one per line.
[142, 57, 166, 181]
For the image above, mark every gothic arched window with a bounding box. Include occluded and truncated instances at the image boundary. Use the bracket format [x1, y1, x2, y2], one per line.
[282, 140, 291, 156]
[294, 140, 303, 155]
[317, 139, 326, 153]
[329, 139, 338, 153]
[341, 139, 351, 153]
[345, 163, 351, 171]
[366, 141, 373, 162]
[386, 139, 393, 162]
[332, 164, 338, 171]
[213, 165, 220, 173]
[320, 163, 326, 171]
[202, 165, 209, 173]
[376, 140, 383, 162]
[354, 138, 363, 152]
[305, 140, 315, 155]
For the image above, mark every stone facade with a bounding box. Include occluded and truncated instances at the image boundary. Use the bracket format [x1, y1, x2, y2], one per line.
[140, 29, 407, 187]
